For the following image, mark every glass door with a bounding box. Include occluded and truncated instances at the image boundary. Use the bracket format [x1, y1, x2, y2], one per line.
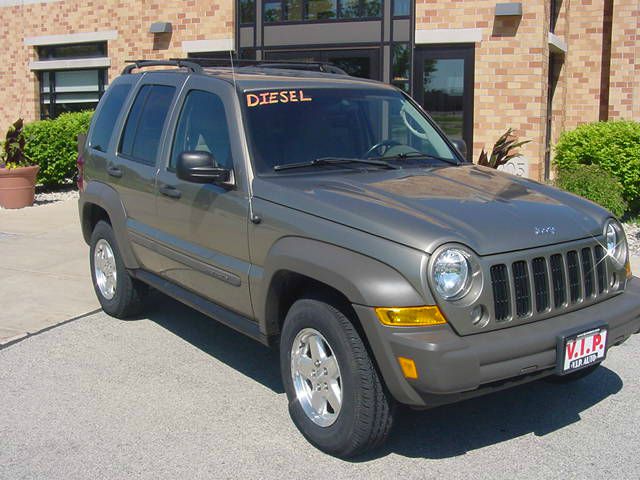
[413, 46, 474, 159]
[264, 48, 381, 80]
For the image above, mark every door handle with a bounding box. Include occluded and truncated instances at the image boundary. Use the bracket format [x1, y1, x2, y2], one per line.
[107, 166, 123, 178]
[159, 184, 182, 199]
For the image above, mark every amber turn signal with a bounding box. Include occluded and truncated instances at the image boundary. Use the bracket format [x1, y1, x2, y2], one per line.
[375, 306, 447, 327]
[397, 357, 419, 379]
[626, 259, 633, 279]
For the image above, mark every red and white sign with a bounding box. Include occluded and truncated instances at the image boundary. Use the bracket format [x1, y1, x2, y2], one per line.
[562, 328, 607, 373]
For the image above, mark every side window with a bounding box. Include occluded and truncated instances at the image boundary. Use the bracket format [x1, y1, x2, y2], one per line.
[170, 90, 233, 170]
[89, 83, 132, 152]
[119, 85, 176, 165]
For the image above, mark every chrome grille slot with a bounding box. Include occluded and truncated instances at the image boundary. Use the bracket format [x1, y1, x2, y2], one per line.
[581, 247, 594, 298]
[532, 257, 549, 312]
[594, 245, 606, 293]
[490, 264, 510, 322]
[512, 261, 531, 317]
[567, 250, 581, 303]
[550, 254, 566, 308]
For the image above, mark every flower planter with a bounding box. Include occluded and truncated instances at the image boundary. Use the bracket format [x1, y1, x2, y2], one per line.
[0, 165, 40, 209]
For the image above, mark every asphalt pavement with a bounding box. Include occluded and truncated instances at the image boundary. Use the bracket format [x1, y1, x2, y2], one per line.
[1, 294, 639, 479]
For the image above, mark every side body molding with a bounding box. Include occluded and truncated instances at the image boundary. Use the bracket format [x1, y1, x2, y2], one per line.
[79, 180, 140, 269]
[256, 236, 426, 333]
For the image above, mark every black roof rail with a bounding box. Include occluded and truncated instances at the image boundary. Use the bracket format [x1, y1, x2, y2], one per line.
[171, 57, 349, 76]
[122, 59, 203, 75]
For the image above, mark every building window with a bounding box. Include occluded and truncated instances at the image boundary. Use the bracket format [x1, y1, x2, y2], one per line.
[392, 0, 409, 17]
[37, 42, 108, 119]
[391, 44, 410, 92]
[239, 0, 256, 24]
[263, 0, 383, 23]
[40, 69, 106, 119]
[550, 0, 562, 33]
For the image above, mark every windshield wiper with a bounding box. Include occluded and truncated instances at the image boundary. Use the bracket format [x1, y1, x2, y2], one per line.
[273, 157, 398, 172]
[370, 151, 461, 167]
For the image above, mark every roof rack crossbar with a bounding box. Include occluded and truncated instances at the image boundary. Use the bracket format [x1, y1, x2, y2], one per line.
[122, 59, 203, 75]
[170, 57, 348, 75]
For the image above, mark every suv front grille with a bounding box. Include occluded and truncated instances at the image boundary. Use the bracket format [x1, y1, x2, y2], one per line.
[489, 243, 610, 323]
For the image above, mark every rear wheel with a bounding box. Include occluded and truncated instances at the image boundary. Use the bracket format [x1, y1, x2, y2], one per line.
[90, 220, 148, 318]
[280, 298, 394, 458]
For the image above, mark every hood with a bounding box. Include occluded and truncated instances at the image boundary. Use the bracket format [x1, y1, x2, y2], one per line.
[253, 165, 610, 256]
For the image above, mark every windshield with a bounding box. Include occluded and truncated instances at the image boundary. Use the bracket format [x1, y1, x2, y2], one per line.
[242, 88, 459, 174]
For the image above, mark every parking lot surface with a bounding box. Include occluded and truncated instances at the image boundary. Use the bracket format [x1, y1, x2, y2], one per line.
[1, 295, 639, 479]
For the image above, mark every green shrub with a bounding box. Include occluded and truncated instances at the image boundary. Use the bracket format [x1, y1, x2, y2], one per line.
[554, 120, 640, 206]
[556, 165, 627, 217]
[23, 111, 93, 186]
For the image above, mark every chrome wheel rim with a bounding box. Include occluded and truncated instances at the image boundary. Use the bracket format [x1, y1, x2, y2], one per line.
[290, 328, 342, 427]
[94, 239, 117, 300]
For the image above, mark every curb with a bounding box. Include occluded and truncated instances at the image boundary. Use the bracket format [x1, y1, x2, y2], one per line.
[0, 308, 102, 351]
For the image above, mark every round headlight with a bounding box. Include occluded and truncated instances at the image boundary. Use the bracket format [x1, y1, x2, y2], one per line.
[432, 248, 471, 299]
[604, 220, 627, 266]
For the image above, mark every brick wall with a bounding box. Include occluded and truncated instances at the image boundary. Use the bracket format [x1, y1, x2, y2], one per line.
[415, 0, 548, 180]
[0, 0, 234, 133]
[609, 0, 639, 120]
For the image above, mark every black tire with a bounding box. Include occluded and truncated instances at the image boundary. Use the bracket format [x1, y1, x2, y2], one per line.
[280, 297, 395, 458]
[545, 364, 600, 384]
[90, 220, 148, 318]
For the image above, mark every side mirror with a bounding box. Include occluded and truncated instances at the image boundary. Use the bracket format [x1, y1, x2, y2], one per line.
[176, 151, 231, 184]
[451, 138, 468, 159]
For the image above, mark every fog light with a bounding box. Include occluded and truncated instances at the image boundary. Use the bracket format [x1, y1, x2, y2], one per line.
[398, 357, 418, 379]
[470, 305, 488, 327]
[375, 306, 447, 327]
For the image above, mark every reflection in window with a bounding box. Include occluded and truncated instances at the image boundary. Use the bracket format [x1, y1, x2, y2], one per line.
[391, 44, 410, 92]
[423, 58, 465, 139]
[264, 1, 283, 22]
[263, 0, 382, 22]
[393, 0, 409, 16]
[284, 0, 304, 20]
[40, 69, 106, 119]
[239, 0, 256, 23]
[307, 0, 337, 20]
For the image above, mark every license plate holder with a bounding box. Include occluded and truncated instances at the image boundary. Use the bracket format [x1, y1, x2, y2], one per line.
[556, 325, 608, 375]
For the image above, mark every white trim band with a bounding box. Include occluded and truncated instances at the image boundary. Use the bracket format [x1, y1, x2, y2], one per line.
[29, 57, 111, 71]
[415, 28, 483, 44]
[548, 32, 568, 53]
[181, 38, 235, 53]
[24, 30, 118, 46]
[1, 0, 61, 6]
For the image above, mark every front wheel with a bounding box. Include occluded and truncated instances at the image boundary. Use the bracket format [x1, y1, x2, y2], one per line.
[280, 298, 394, 458]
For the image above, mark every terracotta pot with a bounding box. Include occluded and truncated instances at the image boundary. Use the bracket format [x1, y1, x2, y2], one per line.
[0, 165, 40, 209]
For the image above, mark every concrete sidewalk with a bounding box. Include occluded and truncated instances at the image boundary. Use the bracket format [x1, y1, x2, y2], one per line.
[0, 198, 99, 344]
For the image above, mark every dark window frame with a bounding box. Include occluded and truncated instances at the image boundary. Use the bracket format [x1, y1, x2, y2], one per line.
[37, 42, 107, 60]
[239, 0, 256, 24]
[413, 44, 475, 160]
[261, 0, 383, 24]
[39, 68, 107, 120]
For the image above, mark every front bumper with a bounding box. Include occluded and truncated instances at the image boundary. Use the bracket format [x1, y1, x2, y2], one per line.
[356, 277, 640, 407]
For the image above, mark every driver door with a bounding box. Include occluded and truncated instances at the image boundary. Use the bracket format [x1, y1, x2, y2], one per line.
[150, 77, 252, 318]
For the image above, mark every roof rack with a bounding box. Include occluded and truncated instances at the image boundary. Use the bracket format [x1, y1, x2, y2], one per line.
[122, 59, 203, 75]
[171, 57, 349, 76]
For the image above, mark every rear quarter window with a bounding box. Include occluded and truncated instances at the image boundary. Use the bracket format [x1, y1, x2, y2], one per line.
[119, 84, 176, 165]
[88, 83, 132, 153]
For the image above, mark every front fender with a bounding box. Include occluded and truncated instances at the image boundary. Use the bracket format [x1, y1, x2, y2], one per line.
[257, 236, 426, 331]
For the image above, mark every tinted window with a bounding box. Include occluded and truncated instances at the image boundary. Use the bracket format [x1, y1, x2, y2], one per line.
[171, 90, 233, 170]
[89, 83, 131, 152]
[120, 85, 175, 165]
[243, 88, 456, 174]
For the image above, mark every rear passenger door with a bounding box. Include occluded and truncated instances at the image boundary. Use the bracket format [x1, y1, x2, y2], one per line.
[111, 74, 183, 270]
[151, 76, 252, 318]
